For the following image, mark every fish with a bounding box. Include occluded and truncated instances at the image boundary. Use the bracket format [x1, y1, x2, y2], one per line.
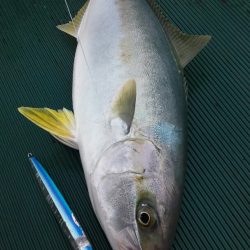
[18, 0, 211, 249]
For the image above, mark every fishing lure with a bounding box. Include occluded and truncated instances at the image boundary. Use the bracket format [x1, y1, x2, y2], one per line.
[29, 154, 92, 250]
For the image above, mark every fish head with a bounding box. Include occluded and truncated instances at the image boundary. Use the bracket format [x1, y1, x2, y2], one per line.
[91, 138, 182, 250]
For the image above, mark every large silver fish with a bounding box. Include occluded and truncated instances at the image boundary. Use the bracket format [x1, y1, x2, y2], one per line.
[18, 0, 210, 249]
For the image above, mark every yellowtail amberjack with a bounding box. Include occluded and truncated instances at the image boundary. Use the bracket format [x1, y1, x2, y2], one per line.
[19, 0, 210, 249]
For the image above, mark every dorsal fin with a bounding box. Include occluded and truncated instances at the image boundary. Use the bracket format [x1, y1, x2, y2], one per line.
[163, 21, 211, 68]
[110, 79, 136, 135]
[57, 0, 89, 38]
[147, 0, 211, 67]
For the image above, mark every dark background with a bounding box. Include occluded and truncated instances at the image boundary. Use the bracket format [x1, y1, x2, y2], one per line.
[0, 0, 249, 249]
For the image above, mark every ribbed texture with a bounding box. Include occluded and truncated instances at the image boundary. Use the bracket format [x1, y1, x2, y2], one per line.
[57, 1, 88, 37]
[0, 0, 249, 249]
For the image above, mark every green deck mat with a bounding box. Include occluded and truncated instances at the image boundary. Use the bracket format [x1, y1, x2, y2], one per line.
[0, 0, 249, 249]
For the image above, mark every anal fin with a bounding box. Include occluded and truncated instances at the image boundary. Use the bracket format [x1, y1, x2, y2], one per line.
[57, 0, 89, 38]
[18, 107, 78, 149]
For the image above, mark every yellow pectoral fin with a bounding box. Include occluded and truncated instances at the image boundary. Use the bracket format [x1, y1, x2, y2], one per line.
[110, 79, 136, 135]
[18, 107, 78, 149]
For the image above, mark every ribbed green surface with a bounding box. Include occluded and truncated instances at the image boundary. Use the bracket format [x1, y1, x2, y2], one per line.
[0, 0, 249, 249]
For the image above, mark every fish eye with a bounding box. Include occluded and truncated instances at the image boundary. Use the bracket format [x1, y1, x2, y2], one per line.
[137, 204, 157, 228]
[139, 211, 151, 226]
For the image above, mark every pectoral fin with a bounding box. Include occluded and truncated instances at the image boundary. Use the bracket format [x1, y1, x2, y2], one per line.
[57, 0, 89, 38]
[18, 107, 78, 149]
[147, 0, 211, 67]
[110, 79, 136, 135]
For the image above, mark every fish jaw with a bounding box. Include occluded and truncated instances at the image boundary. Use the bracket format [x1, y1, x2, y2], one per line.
[87, 138, 183, 250]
